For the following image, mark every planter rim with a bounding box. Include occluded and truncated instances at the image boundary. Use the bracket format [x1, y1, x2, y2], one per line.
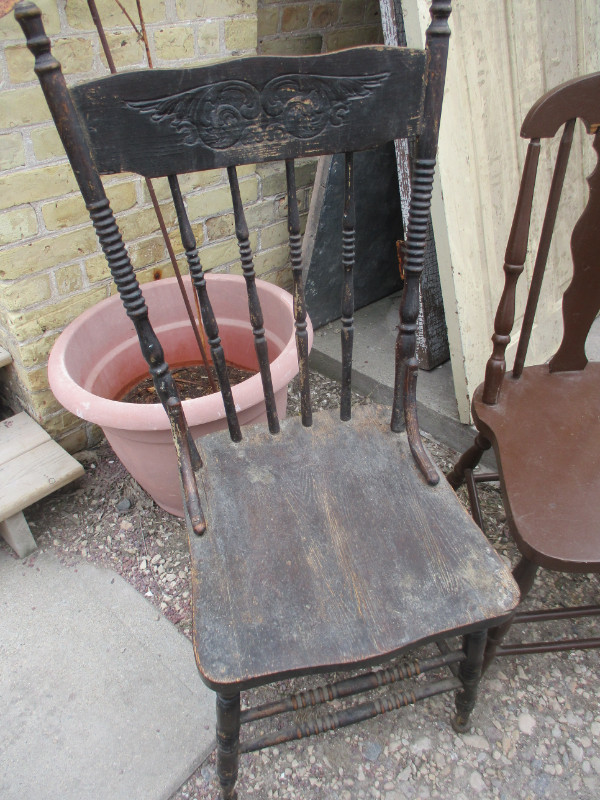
[48, 273, 303, 432]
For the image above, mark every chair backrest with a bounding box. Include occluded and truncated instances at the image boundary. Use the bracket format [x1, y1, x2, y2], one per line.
[15, 0, 452, 528]
[482, 73, 600, 406]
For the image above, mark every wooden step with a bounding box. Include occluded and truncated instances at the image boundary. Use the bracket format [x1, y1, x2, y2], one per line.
[0, 346, 11, 368]
[0, 412, 84, 557]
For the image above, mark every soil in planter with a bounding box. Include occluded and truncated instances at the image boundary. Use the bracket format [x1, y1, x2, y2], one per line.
[119, 363, 256, 404]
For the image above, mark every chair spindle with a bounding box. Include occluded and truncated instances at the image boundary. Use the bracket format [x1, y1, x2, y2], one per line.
[169, 175, 242, 442]
[513, 119, 575, 378]
[285, 159, 312, 427]
[340, 152, 356, 421]
[16, 2, 206, 535]
[391, 0, 452, 485]
[482, 140, 541, 404]
[228, 166, 280, 435]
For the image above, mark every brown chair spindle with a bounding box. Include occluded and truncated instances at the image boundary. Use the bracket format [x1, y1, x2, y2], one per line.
[169, 174, 242, 442]
[481, 140, 541, 405]
[228, 166, 280, 435]
[340, 151, 356, 422]
[513, 119, 575, 377]
[285, 159, 312, 427]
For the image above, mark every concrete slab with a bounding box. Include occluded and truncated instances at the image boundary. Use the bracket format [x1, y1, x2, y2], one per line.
[0, 549, 214, 800]
[310, 292, 489, 459]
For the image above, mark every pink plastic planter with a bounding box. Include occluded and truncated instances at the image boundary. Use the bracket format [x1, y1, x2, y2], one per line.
[48, 274, 311, 516]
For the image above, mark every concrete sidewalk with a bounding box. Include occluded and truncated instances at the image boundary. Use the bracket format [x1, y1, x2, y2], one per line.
[0, 548, 214, 800]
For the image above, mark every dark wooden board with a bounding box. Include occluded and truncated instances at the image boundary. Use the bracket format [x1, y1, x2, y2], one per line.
[190, 404, 518, 692]
[302, 143, 404, 329]
[71, 47, 427, 176]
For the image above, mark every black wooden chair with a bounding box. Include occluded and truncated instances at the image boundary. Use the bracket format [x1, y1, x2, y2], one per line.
[448, 73, 600, 672]
[16, 2, 519, 797]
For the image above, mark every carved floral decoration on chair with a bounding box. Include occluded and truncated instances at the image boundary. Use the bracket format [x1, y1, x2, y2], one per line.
[127, 73, 390, 149]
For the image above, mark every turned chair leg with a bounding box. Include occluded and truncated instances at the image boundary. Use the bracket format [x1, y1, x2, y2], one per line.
[482, 556, 538, 673]
[216, 693, 241, 800]
[452, 629, 487, 732]
[447, 433, 491, 489]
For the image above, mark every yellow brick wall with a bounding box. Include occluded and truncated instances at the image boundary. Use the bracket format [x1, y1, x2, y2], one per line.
[0, 0, 377, 452]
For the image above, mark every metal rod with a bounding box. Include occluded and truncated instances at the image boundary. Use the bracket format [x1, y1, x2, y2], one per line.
[340, 151, 355, 422]
[240, 650, 465, 724]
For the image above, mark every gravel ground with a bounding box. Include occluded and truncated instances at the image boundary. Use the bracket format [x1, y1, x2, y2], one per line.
[8, 372, 599, 800]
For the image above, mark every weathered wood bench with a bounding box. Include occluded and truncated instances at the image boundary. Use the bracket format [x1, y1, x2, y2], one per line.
[0, 346, 84, 557]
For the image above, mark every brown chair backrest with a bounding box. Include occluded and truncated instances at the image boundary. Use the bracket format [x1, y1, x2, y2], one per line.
[482, 72, 600, 406]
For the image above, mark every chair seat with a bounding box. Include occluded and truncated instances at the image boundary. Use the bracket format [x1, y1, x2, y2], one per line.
[189, 404, 518, 692]
[472, 363, 600, 572]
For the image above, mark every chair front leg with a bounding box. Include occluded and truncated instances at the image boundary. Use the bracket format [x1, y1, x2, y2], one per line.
[452, 629, 486, 732]
[216, 692, 241, 800]
[482, 555, 538, 672]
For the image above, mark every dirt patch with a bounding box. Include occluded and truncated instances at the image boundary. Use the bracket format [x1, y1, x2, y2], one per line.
[119, 363, 256, 404]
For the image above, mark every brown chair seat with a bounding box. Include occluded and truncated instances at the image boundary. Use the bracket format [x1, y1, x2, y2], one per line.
[190, 404, 518, 692]
[472, 363, 600, 572]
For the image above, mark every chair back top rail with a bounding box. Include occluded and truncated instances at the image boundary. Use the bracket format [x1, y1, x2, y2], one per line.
[70, 47, 427, 178]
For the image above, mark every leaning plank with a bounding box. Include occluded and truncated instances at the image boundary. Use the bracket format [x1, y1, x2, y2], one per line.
[0, 346, 11, 368]
[0, 438, 84, 523]
[0, 512, 37, 559]
[0, 411, 50, 467]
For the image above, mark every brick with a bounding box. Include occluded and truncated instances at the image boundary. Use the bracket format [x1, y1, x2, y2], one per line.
[85, 254, 111, 285]
[260, 219, 289, 251]
[177, 0, 257, 17]
[117, 204, 177, 241]
[53, 424, 90, 454]
[257, 7, 279, 38]
[154, 26, 195, 61]
[0, 85, 51, 129]
[282, 4, 310, 33]
[169, 221, 204, 255]
[260, 35, 322, 56]
[42, 182, 137, 231]
[186, 176, 258, 220]
[1, 274, 52, 311]
[0, 0, 60, 41]
[100, 30, 147, 70]
[17, 365, 49, 393]
[55, 264, 84, 296]
[206, 213, 235, 241]
[18, 333, 60, 368]
[224, 18, 257, 52]
[0, 206, 38, 246]
[7, 287, 107, 342]
[5, 38, 94, 84]
[0, 133, 25, 170]
[65, 0, 165, 31]
[200, 231, 258, 271]
[325, 25, 382, 51]
[135, 259, 177, 285]
[340, 0, 364, 25]
[30, 126, 65, 162]
[129, 236, 168, 269]
[196, 20, 221, 56]
[0, 163, 77, 211]
[270, 266, 293, 291]
[311, 4, 340, 28]
[25, 387, 63, 418]
[238, 241, 288, 276]
[140, 170, 222, 204]
[0, 228, 98, 281]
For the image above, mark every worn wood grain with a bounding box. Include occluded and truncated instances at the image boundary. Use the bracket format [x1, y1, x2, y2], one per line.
[190, 404, 518, 692]
[71, 47, 427, 177]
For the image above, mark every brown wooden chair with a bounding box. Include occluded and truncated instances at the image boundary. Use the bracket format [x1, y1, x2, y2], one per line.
[448, 73, 600, 672]
[16, 2, 519, 797]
